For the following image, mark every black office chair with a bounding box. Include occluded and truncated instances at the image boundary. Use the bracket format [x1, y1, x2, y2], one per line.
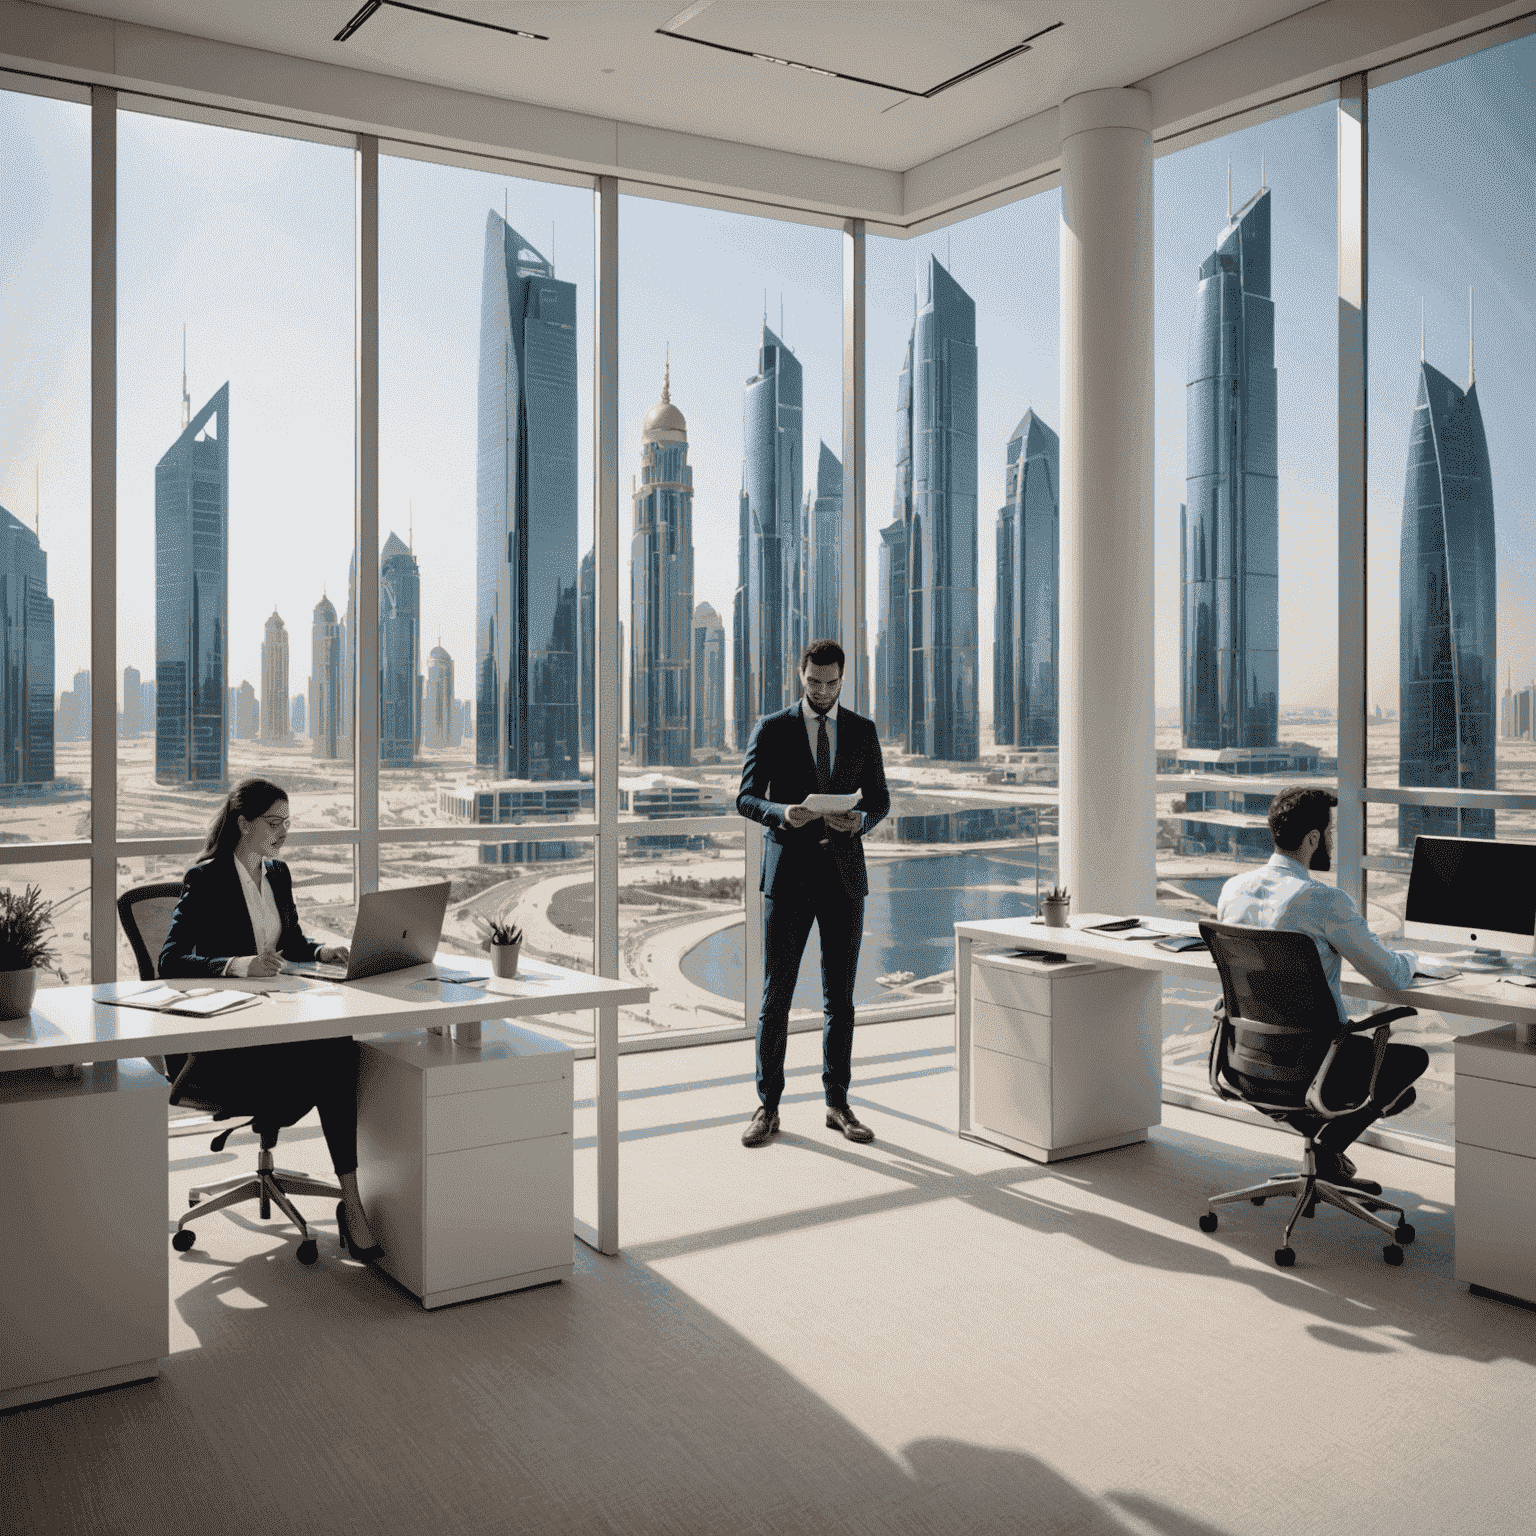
[117, 880, 341, 1266]
[1196, 919, 1420, 1269]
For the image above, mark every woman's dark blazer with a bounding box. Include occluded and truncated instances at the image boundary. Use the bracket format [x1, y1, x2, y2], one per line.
[159, 857, 323, 979]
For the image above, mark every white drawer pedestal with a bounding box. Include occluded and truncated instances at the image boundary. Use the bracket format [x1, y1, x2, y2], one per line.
[0, 1060, 169, 1410]
[957, 945, 1161, 1163]
[1455, 1025, 1536, 1306]
[357, 1022, 574, 1310]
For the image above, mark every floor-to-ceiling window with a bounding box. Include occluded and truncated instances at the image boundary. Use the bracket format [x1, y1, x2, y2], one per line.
[1359, 33, 1536, 1144]
[1152, 99, 1343, 1106]
[379, 151, 595, 983]
[115, 106, 356, 967]
[863, 191, 1062, 1011]
[617, 192, 840, 1038]
[1, 83, 92, 986]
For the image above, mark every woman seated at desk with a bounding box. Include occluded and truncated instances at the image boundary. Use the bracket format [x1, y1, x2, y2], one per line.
[159, 776, 382, 1262]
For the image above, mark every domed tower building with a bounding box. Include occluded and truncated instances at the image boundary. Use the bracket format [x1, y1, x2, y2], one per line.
[310, 592, 342, 760]
[425, 642, 455, 750]
[630, 361, 695, 766]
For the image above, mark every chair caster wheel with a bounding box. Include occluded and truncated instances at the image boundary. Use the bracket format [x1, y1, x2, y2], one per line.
[1251, 1196, 1266, 1206]
[1275, 1247, 1296, 1268]
[1383, 1244, 1404, 1266]
[172, 1229, 196, 1252]
[297, 1239, 319, 1266]
[1395, 1222, 1416, 1245]
[1198, 1212, 1218, 1233]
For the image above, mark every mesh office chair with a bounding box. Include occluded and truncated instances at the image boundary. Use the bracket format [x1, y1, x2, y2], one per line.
[117, 880, 341, 1266]
[1197, 919, 1420, 1269]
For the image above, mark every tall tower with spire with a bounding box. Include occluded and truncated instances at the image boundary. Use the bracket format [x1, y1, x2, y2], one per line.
[1398, 314, 1497, 845]
[475, 209, 579, 780]
[738, 322, 803, 739]
[310, 591, 342, 760]
[380, 530, 421, 766]
[155, 381, 228, 788]
[630, 360, 694, 767]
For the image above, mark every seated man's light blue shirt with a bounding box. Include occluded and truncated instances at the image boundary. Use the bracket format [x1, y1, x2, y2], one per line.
[1216, 852, 1417, 1023]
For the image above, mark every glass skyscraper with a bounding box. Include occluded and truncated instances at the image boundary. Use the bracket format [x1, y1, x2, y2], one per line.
[993, 410, 1060, 749]
[579, 546, 595, 756]
[156, 384, 228, 788]
[910, 257, 979, 760]
[692, 600, 725, 752]
[630, 365, 694, 767]
[380, 530, 420, 766]
[1398, 356, 1497, 845]
[737, 324, 803, 740]
[809, 441, 843, 644]
[875, 331, 912, 745]
[1181, 187, 1278, 752]
[260, 608, 289, 743]
[425, 643, 454, 750]
[310, 592, 343, 760]
[476, 210, 579, 781]
[1, 503, 54, 787]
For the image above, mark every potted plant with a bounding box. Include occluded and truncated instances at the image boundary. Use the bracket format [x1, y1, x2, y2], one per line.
[1039, 884, 1071, 929]
[0, 884, 66, 1021]
[479, 918, 525, 979]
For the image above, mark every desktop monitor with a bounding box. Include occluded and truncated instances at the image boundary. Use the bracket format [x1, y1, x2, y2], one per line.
[1403, 835, 1536, 964]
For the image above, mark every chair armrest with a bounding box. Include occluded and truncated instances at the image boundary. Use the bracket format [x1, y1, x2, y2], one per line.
[1343, 1005, 1417, 1034]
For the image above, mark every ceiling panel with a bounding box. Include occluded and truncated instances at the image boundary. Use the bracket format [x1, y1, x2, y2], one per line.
[38, 1, 1326, 171]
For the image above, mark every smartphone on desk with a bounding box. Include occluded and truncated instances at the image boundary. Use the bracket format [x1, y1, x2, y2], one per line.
[1154, 934, 1207, 953]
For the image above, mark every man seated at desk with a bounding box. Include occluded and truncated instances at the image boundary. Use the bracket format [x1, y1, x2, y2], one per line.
[1216, 784, 1429, 1187]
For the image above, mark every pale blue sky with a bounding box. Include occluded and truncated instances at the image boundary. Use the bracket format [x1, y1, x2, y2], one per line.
[2, 31, 1532, 725]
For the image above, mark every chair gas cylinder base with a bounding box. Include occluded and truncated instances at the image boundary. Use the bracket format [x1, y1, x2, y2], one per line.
[175, 1122, 342, 1265]
[1196, 920, 1421, 1270]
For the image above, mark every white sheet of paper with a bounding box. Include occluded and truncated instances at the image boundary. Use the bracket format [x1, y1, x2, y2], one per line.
[802, 792, 861, 814]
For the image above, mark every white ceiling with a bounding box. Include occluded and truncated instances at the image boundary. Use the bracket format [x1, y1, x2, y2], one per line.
[38, 0, 1325, 172]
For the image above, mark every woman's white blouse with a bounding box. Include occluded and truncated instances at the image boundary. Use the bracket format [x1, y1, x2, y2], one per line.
[225, 858, 284, 976]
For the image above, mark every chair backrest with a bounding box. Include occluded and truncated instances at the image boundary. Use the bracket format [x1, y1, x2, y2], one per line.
[1198, 920, 1341, 1107]
[116, 880, 185, 981]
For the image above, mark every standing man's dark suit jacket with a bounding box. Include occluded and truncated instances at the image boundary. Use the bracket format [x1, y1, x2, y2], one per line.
[159, 857, 324, 979]
[736, 703, 891, 898]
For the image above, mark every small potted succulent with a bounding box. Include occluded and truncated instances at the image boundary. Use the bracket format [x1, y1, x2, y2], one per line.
[1039, 884, 1071, 929]
[480, 917, 525, 978]
[0, 884, 66, 1021]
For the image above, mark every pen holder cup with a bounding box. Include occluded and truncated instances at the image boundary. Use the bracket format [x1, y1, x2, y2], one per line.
[491, 942, 522, 979]
[1040, 898, 1070, 929]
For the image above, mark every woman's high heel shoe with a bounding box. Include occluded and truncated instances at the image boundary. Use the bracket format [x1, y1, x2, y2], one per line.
[336, 1201, 385, 1263]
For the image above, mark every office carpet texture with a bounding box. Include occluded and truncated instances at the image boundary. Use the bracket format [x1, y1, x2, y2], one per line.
[4, 1017, 1534, 1536]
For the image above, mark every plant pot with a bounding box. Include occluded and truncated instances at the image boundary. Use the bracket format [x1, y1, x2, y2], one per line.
[1040, 898, 1070, 929]
[490, 942, 522, 979]
[0, 967, 37, 1021]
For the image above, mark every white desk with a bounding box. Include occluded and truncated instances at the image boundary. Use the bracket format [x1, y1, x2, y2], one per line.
[0, 956, 649, 1410]
[956, 914, 1536, 1300]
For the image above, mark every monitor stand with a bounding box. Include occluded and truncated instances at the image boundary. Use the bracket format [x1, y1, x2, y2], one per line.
[1447, 947, 1511, 972]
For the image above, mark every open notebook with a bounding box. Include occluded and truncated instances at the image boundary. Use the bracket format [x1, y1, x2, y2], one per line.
[107, 986, 260, 1018]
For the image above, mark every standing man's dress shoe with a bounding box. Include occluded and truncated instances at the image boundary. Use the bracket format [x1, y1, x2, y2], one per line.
[742, 1107, 780, 1147]
[826, 1105, 873, 1143]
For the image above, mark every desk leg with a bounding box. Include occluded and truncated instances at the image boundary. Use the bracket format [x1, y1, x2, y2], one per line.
[595, 999, 618, 1255]
[955, 934, 972, 1139]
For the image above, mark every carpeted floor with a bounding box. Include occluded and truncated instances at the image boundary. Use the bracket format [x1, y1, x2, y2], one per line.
[5, 1017, 1536, 1536]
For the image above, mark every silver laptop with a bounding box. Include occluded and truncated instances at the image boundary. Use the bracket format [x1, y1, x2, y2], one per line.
[286, 881, 462, 982]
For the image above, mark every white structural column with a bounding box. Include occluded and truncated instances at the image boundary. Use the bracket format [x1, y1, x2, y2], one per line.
[1058, 89, 1155, 914]
[842, 218, 867, 716]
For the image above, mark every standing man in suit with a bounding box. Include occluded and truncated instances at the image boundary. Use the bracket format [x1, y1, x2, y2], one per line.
[736, 639, 890, 1146]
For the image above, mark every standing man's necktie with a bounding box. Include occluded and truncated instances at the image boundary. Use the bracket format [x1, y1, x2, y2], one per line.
[816, 712, 832, 793]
